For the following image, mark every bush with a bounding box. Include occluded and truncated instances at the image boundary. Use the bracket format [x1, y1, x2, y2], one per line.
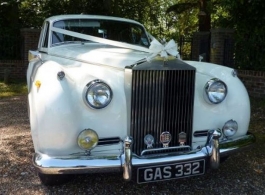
[221, 0, 265, 71]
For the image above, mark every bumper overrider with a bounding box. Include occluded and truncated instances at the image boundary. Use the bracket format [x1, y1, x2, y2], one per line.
[33, 130, 255, 183]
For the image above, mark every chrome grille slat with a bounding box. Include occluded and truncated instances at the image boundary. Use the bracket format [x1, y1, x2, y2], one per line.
[130, 65, 195, 156]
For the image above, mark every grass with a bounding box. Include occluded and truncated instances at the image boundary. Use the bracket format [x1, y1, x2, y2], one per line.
[0, 81, 28, 98]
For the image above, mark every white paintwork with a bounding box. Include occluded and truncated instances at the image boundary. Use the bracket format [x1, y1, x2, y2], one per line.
[27, 15, 250, 156]
[48, 44, 148, 70]
[186, 61, 250, 148]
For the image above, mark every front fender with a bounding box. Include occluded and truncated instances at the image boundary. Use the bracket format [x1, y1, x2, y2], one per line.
[28, 61, 127, 155]
[186, 61, 250, 147]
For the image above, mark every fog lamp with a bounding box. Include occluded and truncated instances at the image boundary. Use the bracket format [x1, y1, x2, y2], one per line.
[222, 119, 238, 137]
[77, 129, 98, 150]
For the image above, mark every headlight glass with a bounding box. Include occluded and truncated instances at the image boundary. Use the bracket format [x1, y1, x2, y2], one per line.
[77, 129, 99, 150]
[222, 119, 238, 137]
[84, 80, 112, 109]
[205, 78, 227, 104]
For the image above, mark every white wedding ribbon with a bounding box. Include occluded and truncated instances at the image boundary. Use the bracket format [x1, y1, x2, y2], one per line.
[51, 26, 180, 61]
[51, 27, 151, 53]
[148, 39, 180, 61]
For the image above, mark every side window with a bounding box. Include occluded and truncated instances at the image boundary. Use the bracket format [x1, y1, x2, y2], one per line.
[42, 22, 50, 48]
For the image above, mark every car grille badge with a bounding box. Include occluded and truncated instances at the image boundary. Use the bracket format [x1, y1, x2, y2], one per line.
[160, 131, 172, 148]
[179, 132, 187, 146]
[144, 134, 154, 148]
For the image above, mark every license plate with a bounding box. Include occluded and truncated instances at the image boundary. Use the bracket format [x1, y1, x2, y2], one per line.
[137, 159, 205, 184]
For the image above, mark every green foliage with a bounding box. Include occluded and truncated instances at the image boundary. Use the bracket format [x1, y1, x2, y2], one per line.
[219, 0, 265, 71]
[0, 0, 20, 34]
[0, 0, 198, 41]
[0, 81, 28, 98]
[1, 0, 264, 70]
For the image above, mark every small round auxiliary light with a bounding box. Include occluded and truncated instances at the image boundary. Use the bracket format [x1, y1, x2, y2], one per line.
[222, 119, 238, 137]
[57, 71, 65, 80]
[77, 129, 99, 150]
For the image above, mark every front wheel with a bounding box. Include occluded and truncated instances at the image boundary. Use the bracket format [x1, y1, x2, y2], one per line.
[38, 172, 73, 186]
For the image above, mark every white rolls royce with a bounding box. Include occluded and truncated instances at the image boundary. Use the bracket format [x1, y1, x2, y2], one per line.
[27, 14, 255, 185]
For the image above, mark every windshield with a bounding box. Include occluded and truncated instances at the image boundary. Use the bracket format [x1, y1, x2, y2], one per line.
[52, 19, 150, 47]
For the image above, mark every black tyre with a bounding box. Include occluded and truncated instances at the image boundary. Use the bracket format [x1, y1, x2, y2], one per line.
[38, 172, 74, 186]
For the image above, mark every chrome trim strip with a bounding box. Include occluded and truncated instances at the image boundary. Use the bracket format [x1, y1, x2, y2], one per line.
[33, 133, 255, 178]
[124, 67, 133, 135]
[122, 136, 133, 180]
[207, 129, 222, 169]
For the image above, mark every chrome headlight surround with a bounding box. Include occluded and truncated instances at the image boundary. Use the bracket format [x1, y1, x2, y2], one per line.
[222, 119, 238, 137]
[204, 78, 227, 104]
[83, 80, 112, 109]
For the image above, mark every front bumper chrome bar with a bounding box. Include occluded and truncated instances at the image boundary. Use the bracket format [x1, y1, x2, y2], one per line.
[33, 132, 255, 180]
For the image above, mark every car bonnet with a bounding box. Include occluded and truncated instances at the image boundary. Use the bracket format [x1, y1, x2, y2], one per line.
[48, 44, 149, 69]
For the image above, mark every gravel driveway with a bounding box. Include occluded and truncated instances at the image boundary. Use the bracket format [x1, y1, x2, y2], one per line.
[0, 96, 265, 195]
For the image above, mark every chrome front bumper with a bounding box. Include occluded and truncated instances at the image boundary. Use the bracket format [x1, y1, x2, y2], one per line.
[33, 131, 255, 180]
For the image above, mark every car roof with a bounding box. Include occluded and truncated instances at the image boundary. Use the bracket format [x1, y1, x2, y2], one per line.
[45, 14, 143, 26]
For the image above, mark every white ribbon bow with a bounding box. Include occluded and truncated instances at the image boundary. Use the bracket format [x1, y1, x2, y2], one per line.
[148, 39, 180, 61]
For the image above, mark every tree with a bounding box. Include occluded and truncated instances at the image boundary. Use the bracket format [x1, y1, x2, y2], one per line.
[0, 0, 20, 34]
[219, 0, 265, 71]
[167, 0, 213, 32]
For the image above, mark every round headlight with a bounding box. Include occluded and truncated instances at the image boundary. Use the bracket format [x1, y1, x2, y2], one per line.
[84, 80, 112, 109]
[204, 78, 227, 104]
[222, 119, 238, 137]
[77, 129, 99, 150]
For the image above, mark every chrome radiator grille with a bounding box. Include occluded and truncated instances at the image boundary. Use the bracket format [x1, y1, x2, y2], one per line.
[130, 68, 196, 156]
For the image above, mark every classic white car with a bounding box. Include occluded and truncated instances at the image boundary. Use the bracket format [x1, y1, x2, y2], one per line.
[27, 14, 255, 185]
